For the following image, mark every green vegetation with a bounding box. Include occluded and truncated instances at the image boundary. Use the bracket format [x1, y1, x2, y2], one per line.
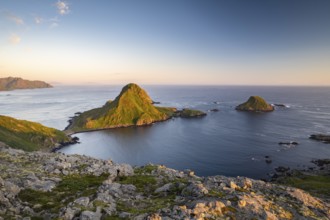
[0, 115, 69, 151]
[18, 174, 108, 214]
[116, 195, 176, 215]
[118, 175, 157, 193]
[67, 83, 170, 132]
[180, 108, 206, 118]
[276, 172, 330, 198]
[236, 96, 274, 112]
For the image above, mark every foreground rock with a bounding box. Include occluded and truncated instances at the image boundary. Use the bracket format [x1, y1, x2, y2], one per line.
[236, 96, 274, 112]
[0, 77, 52, 91]
[66, 83, 206, 133]
[0, 145, 329, 219]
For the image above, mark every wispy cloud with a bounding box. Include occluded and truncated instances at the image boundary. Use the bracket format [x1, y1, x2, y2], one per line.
[50, 22, 59, 29]
[8, 33, 21, 45]
[5, 12, 24, 25]
[34, 16, 43, 24]
[55, 1, 70, 15]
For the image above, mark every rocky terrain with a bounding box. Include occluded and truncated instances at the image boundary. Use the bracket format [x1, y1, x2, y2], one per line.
[66, 83, 206, 133]
[0, 145, 329, 220]
[0, 77, 52, 91]
[236, 96, 274, 112]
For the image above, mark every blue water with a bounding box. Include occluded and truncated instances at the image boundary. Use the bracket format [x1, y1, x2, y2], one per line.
[1, 85, 330, 179]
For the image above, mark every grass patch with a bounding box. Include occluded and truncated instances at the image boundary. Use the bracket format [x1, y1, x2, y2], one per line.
[117, 195, 176, 215]
[277, 173, 330, 198]
[118, 175, 157, 193]
[134, 165, 157, 175]
[18, 174, 108, 214]
[208, 189, 225, 198]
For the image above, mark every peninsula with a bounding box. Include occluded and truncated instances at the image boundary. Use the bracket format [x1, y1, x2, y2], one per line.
[236, 96, 274, 112]
[0, 77, 52, 91]
[66, 83, 206, 133]
[0, 115, 71, 151]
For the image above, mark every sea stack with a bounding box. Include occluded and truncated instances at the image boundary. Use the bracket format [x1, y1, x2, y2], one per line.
[236, 96, 274, 112]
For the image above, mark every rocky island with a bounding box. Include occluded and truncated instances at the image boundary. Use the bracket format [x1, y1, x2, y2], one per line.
[66, 83, 206, 133]
[236, 96, 274, 112]
[0, 77, 52, 91]
[0, 115, 73, 151]
[0, 145, 329, 219]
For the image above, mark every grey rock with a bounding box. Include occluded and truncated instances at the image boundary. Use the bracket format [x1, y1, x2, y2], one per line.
[155, 183, 173, 193]
[80, 209, 102, 220]
[74, 197, 90, 207]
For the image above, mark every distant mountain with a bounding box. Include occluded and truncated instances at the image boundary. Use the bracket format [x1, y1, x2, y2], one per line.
[67, 83, 206, 132]
[236, 96, 274, 112]
[0, 77, 52, 91]
[0, 115, 70, 151]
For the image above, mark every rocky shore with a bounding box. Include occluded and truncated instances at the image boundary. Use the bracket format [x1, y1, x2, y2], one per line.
[1, 145, 329, 220]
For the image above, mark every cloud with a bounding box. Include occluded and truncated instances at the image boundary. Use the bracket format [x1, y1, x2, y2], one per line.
[34, 16, 43, 24]
[8, 34, 21, 45]
[50, 22, 59, 29]
[5, 12, 24, 25]
[55, 1, 70, 15]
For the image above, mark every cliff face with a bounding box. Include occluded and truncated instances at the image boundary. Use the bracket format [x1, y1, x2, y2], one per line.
[0, 145, 329, 219]
[0, 115, 69, 151]
[0, 77, 52, 91]
[236, 96, 274, 112]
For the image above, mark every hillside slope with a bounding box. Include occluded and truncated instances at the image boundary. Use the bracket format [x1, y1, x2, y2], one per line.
[0, 115, 69, 151]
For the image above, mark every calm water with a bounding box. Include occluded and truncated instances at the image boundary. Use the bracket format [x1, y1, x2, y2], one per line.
[1, 85, 330, 179]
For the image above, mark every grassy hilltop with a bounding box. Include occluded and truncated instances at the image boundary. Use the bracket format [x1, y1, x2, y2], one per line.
[236, 96, 274, 112]
[0, 115, 69, 151]
[67, 83, 206, 132]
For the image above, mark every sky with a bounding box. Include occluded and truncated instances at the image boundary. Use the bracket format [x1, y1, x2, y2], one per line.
[0, 0, 330, 85]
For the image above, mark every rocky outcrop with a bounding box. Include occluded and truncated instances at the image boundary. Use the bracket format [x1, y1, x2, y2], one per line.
[0, 145, 329, 219]
[236, 96, 274, 112]
[310, 134, 330, 143]
[0, 77, 52, 91]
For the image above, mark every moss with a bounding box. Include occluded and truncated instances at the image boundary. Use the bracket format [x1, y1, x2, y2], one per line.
[0, 115, 69, 151]
[18, 174, 108, 214]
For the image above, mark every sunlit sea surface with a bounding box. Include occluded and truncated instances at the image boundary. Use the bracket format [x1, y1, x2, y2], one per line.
[1, 85, 330, 179]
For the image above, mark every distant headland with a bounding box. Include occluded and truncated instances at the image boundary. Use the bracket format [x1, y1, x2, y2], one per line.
[0, 77, 52, 91]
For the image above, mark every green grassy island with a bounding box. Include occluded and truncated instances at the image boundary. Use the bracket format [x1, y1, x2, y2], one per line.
[0, 115, 70, 151]
[66, 83, 206, 133]
[236, 96, 274, 112]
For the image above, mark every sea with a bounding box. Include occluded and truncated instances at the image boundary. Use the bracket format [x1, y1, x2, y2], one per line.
[1, 85, 330, 179]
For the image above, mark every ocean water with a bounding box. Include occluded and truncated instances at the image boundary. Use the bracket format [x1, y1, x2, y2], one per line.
[1, 85, 330, 179]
